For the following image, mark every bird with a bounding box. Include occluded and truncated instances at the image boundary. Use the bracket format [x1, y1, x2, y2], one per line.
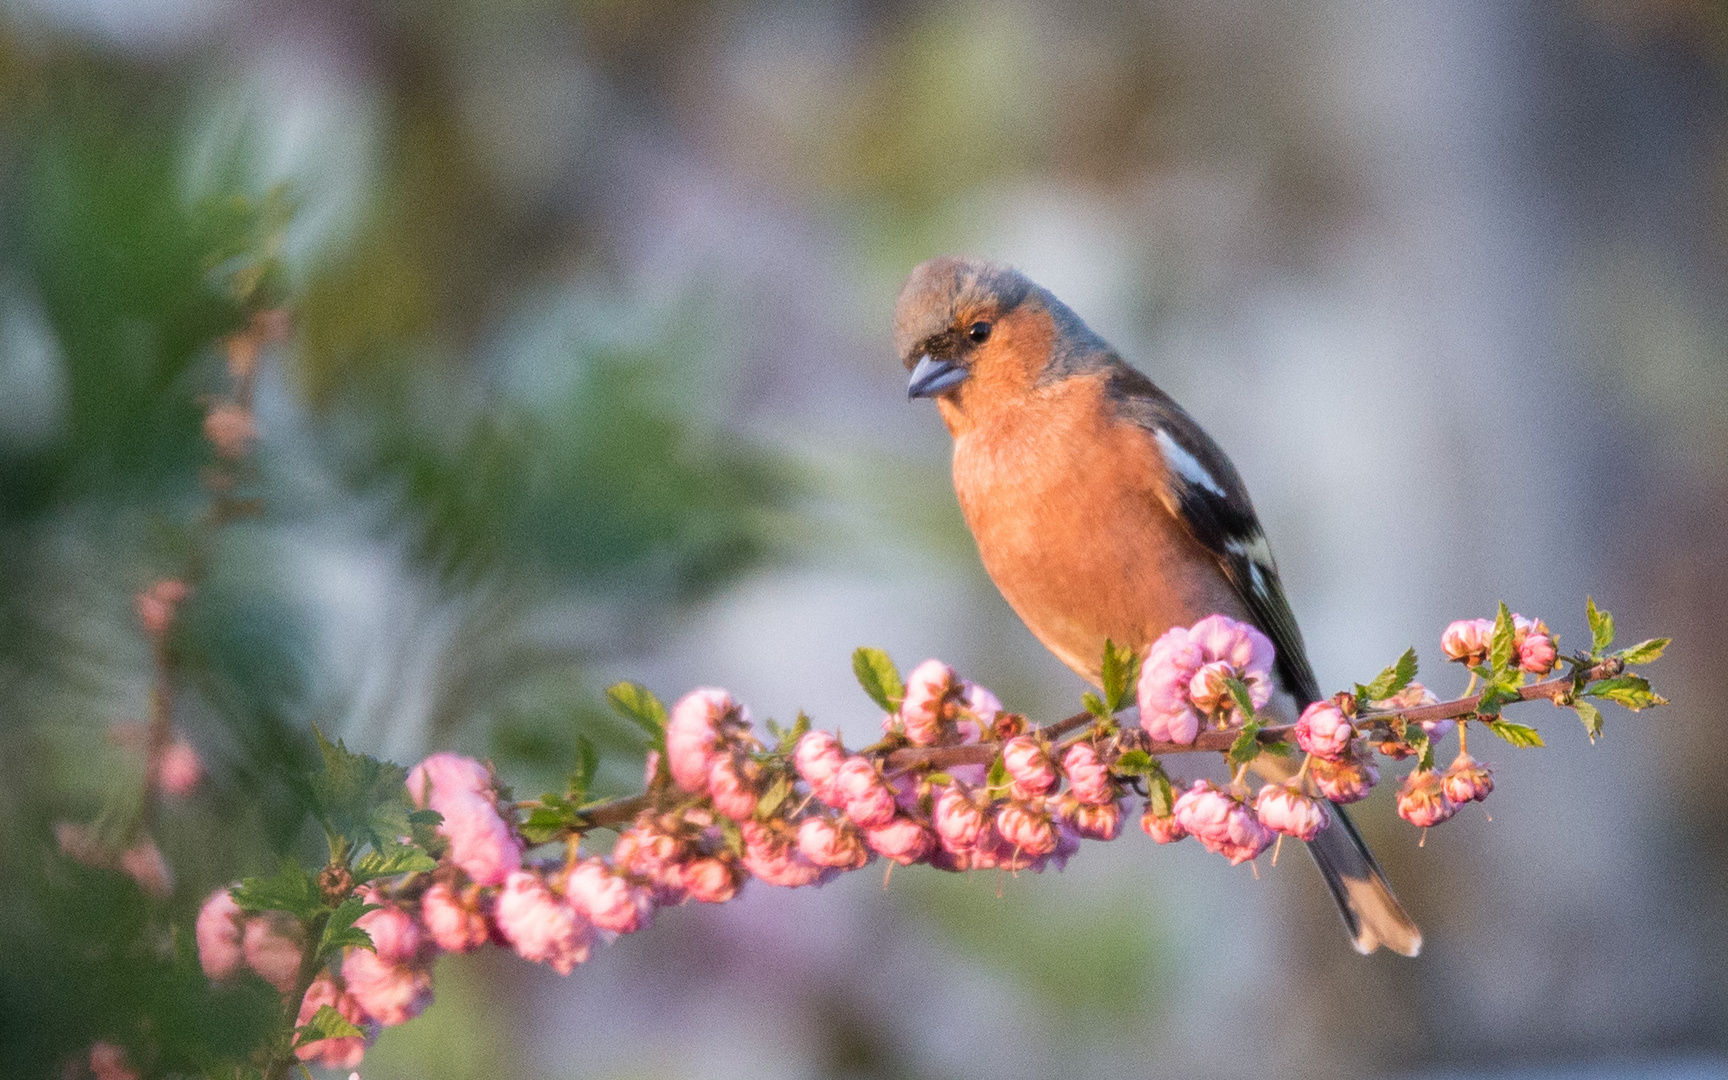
[893, 255, 1421, 957]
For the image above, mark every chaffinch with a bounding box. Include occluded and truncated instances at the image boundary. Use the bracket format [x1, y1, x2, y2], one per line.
[895, 255, 1420, 956]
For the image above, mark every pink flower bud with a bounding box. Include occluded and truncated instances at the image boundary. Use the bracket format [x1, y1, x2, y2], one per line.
[864, 816, 936, 865]
[1056, 796, 1123, 840]
[1173, 781, 1272, 865]
[1252, 783, 1329, 841]
[1294, 701, 1354, 760]
[933, 785, 987, 853]
[793, 730, 847, 806]
[958, 681, 1004, 728]
[1138, 630, 1204, 745]
[1396, 770, 1458, 828]
[740, 822, 828, 887]
[355, 900, 423, 965]
[665, 688, 738, 793]
[295, 975, 373, 1069]
[1141, 807, 1186, 844]
[678, 856, 742, 903]
[707, 752, 761, 821]
[835, 757, 897, 829]
[1002, 736, 1058, 798]
[1186, 660, 1236, 715]
[797, 816, 871, 870]
[157, 738, 204, 797]
[494, 871, 592, 975]
[898, 659, 957, 745]
[1518, 633, 1557, 675]
[341, 947, 433, 1027]
[435, 791, 523, 886]
[243, 911, 304, 992]
[1441, 618, 1495, 665]
[1309, 751, 1380, 804]
[407, 753, 492, 805]
[1371, 682, 1452, 738]
[994, 801, 1058, 857]
[1442, 753, 1495, 804]
[420, 882, 489, 953]
[196, 887, 245, 980]
[203, 402, 258, 459]
[563, 859, 654, 935]
[135, 579, 191, 637]
[1061, 743, 1117, 804]
[89, 1042, 139, 1080]
[613, 817, 691, 905]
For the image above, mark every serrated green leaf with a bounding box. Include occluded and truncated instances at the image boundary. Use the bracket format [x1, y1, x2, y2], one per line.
[1227, 721, 1263, 769]
[295, 1004, 365, 1048]
[1490, 603, 1516, 673]
[1081, 691, 1108, 719]
[1572, 699, 1604, 743]
[986, 756, 1009, 792]
[1260, 739, 1296, 757]
[1113, 749, 1155, 776]
[1223, 677, 1257, 720]
[606, 682, 668, 739]
[1617, 638, 1669, 665]
[1585, 675, 1668, 711]
[851, 647, 904, 714]
[317, 896, 377, 961]
[1485, 720, 1545, 748]
[1364, 647, 1419, 701]
[1100, 639, 1142, 714]
[1475, 678, 1523, 719]
[1407, 730, 1434, 772]
[308, 726, 416, 851]
[1149, 774, 1175, 818]
[1587, 596, 1615, 657]
[353, 842, 438, 884]
[756, 773, 793, 820]
[518, 801, 578, 846]
[232, 860, 325, 919]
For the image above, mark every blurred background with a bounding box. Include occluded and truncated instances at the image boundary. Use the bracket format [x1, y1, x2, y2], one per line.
[1, 0, 1725, 1077]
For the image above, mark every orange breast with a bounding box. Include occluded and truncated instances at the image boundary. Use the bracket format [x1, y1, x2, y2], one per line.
[949, 372, 1252, 685]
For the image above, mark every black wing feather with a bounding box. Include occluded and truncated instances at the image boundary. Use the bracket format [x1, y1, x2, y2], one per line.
[1104, 364, 1323, 706]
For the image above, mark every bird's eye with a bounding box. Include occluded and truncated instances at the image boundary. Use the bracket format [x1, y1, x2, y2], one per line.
[966, 321, 993, 344]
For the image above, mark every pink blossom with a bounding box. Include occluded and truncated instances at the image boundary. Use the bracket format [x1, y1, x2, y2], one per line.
[119, 837, 173, 896]
[355, 901, 423, 965]
[243, 911, 304, 992]
[1002, 736, 1058, 798]
[341, 947, 433, 1027]
[1173, 781, 1272, 865]
[563, 859, 654, 934]
[89, 1042, 139, 1080]
[406, 752, 492, 805]
[740, 822, 828, 888]
[1441, 618, 1495, 665]
[157, 739, 203, 797]
[1186, 661, 1237, 715]
[899, 659, 957, 745]
[666, 688, 739, 793]
[933, 785, 987, 853]
[864, 816, 936, 865]
[1294, 701, 1355, 761]
[1253, 784, 1329, 841]
[794, 730, 848, 806]
[1513, 617, 1558, 674]
[797, 816, 871, 870]
[1141, 808, 1186, 844]
[679, 856, 742, 903]
[135, 579, 191, 637]
[1396, 771, 1458, 828]
[196, 887, 245, 980]
[1310, 752, 1380, 804]
[643, 749, 662, 787]
[420, 883, 489, 953]
[494, 871, 592, 975]
[435, 791, 523, 886]
[295, 975, 373, 1070]
[835, 756, 897, 829]
[707, 752, 761, 821]
[1139, 614, 1274, 744]
[958, 681, 1004, 728]
[203, 402, 258, 459]
[1442, 754, 1495, 804]
[1061, 743, 1116, 804]
[994, 802, 1058, 857]
[1056, 796, 1123, 840]
[1374, 682, 1452, 739]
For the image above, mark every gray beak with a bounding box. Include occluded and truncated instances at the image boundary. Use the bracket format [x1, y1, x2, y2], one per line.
[907, 354, 969, 399]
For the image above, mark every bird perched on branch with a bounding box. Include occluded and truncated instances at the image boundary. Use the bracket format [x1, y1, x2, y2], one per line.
[894, 255, 1420, 956]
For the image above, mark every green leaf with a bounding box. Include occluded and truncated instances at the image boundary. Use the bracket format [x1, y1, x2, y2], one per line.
[1222, 677, 1257, 721]
[1485, 720, 1545, 748]
[1406, 730, 1434, 772]
[307, 726, 416, 851]
[986, 756, 1010, 792]
[1617, 638, 1669, 665]
[715, 815, 745, 858]
[353, 842, 438, 884]
[851, 647, 904, 714]
[1148, 774, 1175, 818]
[1474, 677, 1524, 719]
[1363, 647, 1420, 701]
[295, 1005, 365, 1048]
[1587, 596, 1615, 657]
[1100, 639, 1142, 714]
[1081, 691, 1109, 720]
[606, 682, 669, 739]
[1585, 675, 1668, 711]
[1490, 603, 1516, 673]
[1226, 721, 1264, 769]
[232, 861, 324, 920]
[1259, 739, 1296, 757]
[756, 773, 794, 821]
[1572, 699, 1604, 743]
[519, 798, 580, 845]
[1112, 749, 1156, 776]
[317, 896, 377, 961]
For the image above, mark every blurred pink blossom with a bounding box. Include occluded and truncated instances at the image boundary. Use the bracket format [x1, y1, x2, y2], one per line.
[1057, 796, 1123, 840]
[89, 1042, 138, 1080]
[243, 911, 304, 993]
[666, 688, 736, 793]
[1001, 735, 1058, 799]
[495, 871, 592, 975]
[864, 816, 935, 865]
[355, 900, 423, 965]
[341, 947, 433, 1027]
[933, 785, 987, 853]
[118, 837, 173, 897]
[898, 659, 957, 745]
[994, 801, 1058, 857]
[1396, 770, 1458, 828]
[678, 856, 742, 903]
[195, 887, 245, 980]
[134, 579, 191, 637]
[958, 681, 1004, 728]
[157, 738, 204, 797]
[793, 730, 847, 806]
[1310, 752, 1380, 804]
[706, 752, 761, 821]
[203, 403, 258, 459]
[835, 756, 896, 829]
[797, 816, 870, 870]
[1374, 682, 1451, 739]
[1061, 742, 1116, 804]
[420, 883, 489, 954]
[563, 859, 653, 934]
[1140, 807, 1186, 844]
[295, 975, 373, 1070]
[740, 822, 828, 888]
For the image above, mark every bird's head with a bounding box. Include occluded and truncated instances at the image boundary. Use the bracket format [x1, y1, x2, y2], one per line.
[893, 256, 1112, 425]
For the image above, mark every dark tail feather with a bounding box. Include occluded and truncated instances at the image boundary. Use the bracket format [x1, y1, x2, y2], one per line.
[1304, 806, 1422, 956]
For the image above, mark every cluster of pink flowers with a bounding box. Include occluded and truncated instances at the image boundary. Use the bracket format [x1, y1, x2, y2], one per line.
[1137, 614, 1275, 744]
[1441, 614, 1558, 675]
